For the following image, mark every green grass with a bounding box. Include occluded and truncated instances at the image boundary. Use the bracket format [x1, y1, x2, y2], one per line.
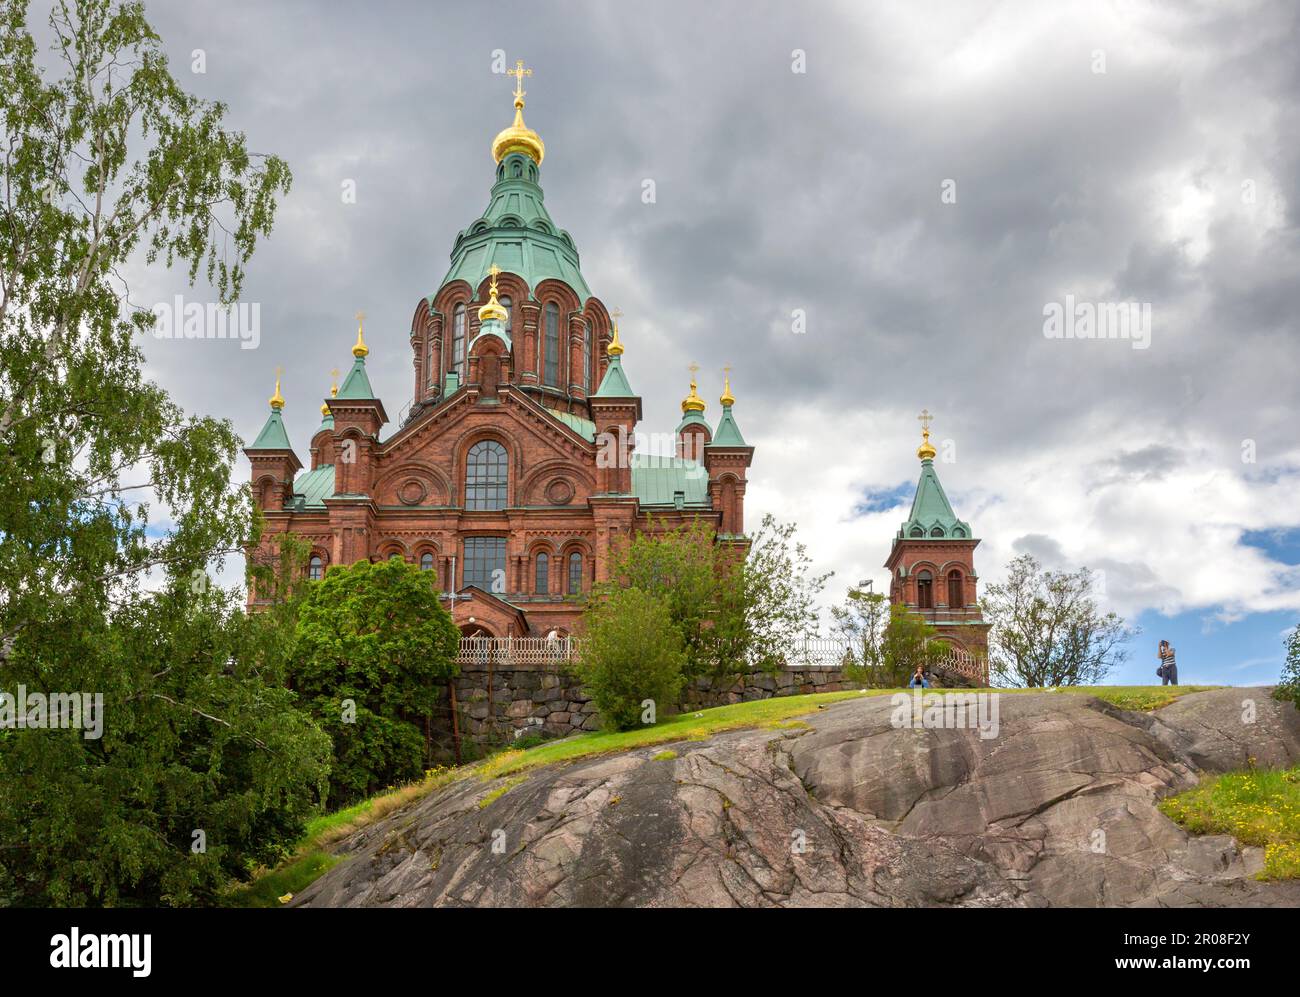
[233, 682, 1213, 904]
[1159, 766, 1300, 880]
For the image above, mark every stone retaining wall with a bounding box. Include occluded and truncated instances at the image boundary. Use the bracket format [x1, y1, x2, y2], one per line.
[434, 663, 853, 760]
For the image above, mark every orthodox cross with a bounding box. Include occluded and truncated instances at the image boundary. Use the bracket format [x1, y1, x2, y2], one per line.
[917, 408, 934, 434]
[508, 60, 532, 100]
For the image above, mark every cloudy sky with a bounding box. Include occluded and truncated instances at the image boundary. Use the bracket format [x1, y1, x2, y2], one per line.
[122, 0, 1299, 685]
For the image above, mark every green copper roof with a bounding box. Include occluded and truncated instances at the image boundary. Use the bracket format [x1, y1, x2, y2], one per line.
[897, 458, 972, 540]
[468, 317, 512, 353]
[631, 453, 710, 507]
[592, 355, 634, 397]
[336, 357, 374, 399]
[676, 411, 711, 434]
[247, 408, 292, 450]
[438, 152, 591, 302]
[708, 404, 747, 447]
[547, 408, 597, 442]
[292, 464, 336, 509]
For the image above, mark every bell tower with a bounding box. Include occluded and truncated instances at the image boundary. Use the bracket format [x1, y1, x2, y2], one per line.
[884, 410, 990, 659]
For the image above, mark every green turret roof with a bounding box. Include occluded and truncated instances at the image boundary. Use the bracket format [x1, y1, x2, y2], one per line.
[676, 410, 711, 434]
[592, 355, 634, 397]
[897, 458, 972, 540]
[247, 408, 292, 450]
[437, 152, 591, 303]
[709, 404, 747, 447]
[336, 356, 374, 399]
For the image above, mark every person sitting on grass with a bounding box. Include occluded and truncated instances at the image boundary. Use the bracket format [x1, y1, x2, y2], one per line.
[908, 665, 930, 689]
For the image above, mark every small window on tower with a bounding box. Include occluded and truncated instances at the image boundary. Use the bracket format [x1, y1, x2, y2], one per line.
[930, 526, 945, 537]
[452, 303, 466, 379]
[567, 552, 583, 594]
[420, 552, 434, 572]
[308, 555, 323, 581]
[535, 552, 549, 594]
[916, 571, 933, 609]
[544, 303, 560, 386]
[499, 295, 512, 334]
[910, 526, 924, 538]
[948, 570, 963, 608]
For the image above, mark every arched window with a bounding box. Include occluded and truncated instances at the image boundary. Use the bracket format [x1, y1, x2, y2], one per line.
[930, 526, 945, 537]
[582, 320, 591, 391]
[420, 552, 434, 572]
[909, 526, 924, 538]
[451, 303, 466, 380]
[535, 552, 549, 594]
[465, 440, 508, 511]
[308, 555, 323, 581]
[916, 570, 933, 610]
[499, 295, 512, 334]
[543, 302, 560, 386]
[567, 552, 583, 594]
[948, 569, 963, 608]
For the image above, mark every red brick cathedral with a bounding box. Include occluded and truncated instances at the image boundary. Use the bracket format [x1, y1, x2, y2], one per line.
[244, 63, 754, 638]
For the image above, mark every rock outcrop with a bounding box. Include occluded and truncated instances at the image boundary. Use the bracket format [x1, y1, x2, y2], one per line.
[292, 687, 1300, 908]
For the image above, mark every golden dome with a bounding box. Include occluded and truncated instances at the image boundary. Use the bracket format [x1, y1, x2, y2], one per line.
[269, 369, 285, 410]
[478, 265, 508, 323]
[492, 61, 545, 165]
[607, 310, 625, 357]
[720, 368, 735, 407]
[681, 368, 706, 414]
[916, 408, 937, 460]
[320, 370, 338, 417]
[352, 311, 368, 358]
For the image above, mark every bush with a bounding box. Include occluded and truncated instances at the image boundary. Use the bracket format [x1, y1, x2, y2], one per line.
[1278, 624, 1300, 712]
[290, 558, 460, 806]
[579, 588, 686, 731]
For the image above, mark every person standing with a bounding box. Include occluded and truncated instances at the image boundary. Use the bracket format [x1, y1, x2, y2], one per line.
[1158, 640, 1178, 686]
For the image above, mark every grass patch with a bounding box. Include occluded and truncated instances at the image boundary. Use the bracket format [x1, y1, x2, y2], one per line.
[1159, 765, 1300, 880]
[1046, 685, 1216, 712]
[651, 750, 677, 761]
[478, 775, 527, 809]
[223, 849, 340, 908]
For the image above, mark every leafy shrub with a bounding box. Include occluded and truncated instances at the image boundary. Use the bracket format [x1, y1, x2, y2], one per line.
[579, 588, 686, 731]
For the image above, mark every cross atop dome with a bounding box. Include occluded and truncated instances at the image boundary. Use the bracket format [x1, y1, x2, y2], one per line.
[492, 58, 545, 164]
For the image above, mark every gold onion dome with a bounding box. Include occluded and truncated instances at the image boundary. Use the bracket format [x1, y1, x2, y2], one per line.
[682, 374, 706, 414]
[321, 370, 338, 416]
[492, 61, 545, 165]
[478, 265, 508, 323]
[269, 370, 285, 410]
[916, 408, 937, 460]
[720, 370, 735, 407]
[352, 311, 368, 358]
[607, 312, 625, 357]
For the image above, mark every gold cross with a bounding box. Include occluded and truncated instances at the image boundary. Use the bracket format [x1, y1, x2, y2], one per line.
[488, 264, 501, 278]
[610, 307, 623, 321]
[508, 60, 532, 100]
[330, 367, 339, 395]
[355, 310, 365, 324]
[917, 408, 934, 433]
[722, 364, 732, 378]
[689, 362, 700, 376]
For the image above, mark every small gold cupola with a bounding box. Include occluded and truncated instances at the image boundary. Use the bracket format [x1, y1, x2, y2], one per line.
[916, 408, 937, 460]
[321, 368, 339, 416]
[720, 367, 736, 407]
[478, 264, 508, 323]
[352, 310, 369, 358]
[492, 60, 545, 165]
[607, 307, 625, 357]
[682, 363, 706, 414]
[269, 367, 285, 410]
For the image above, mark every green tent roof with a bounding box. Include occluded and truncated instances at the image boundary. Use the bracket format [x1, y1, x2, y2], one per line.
[336, 357, 374, 399]
[675, 411, 711, 434]
[247, 408, 292, 450]
[631, 453, 711, 506]
[897, 458, 972, 540]
[547, 408, 596, 441]
[291, 464, 336, 510]
[592, 355, 634, 397]
[437, 152, 592, 302]
[708, 404, 747, 447]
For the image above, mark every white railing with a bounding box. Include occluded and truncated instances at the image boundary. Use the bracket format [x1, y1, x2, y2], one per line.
[454, 634, 987, 684]
[456, 636, 579, 667]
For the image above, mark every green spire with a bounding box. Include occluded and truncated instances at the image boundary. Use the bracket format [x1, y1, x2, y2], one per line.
[593, 354, 634, 397]
[898, 457, 971, 540]
[710, 403, 746, 446]
[248, 370, 293, 450]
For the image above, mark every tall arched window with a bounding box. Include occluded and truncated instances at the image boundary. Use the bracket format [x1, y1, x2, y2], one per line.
[420, 552, 434, 572]
[535, 552, 549, 594]
[916, 570, 933, 609]
[582, 320, 591, 391]
[308, 555, 323, 581]
[567, 552, 583, 594]
[452, 303, 466, 379]
[948, 570, 963, 608]
[465, 440, 508, 510]
[543, 302, 560, 386]
[499, 295, 512, 335]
